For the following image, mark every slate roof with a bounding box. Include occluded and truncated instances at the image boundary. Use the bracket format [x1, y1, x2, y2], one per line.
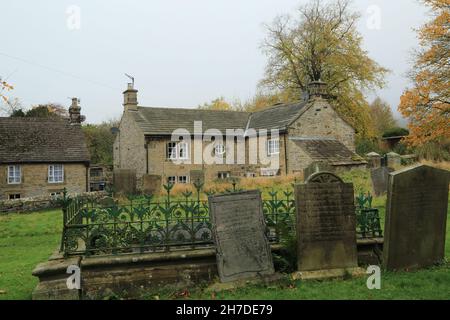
[134, 107, 249, 135]
[247, 101, 308, 131]
[0, 117, 90, 164]
[291, 138, 366, 165]
[133, 101, 308, 135]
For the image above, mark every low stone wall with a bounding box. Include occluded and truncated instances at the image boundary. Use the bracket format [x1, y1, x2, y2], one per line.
[0, 191, 106, 214]
[32, 239, 383, 300]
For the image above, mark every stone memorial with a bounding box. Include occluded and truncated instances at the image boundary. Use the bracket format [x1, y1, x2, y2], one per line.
[383, 165, 450, 271]
[303, 161, 334, 181]
[295, 172, 358, 275]
[208, 190, 274, 282]
[370, 167, 394, 196]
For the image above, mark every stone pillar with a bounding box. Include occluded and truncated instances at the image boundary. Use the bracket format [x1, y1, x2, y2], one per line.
[366, 152, 381, 168]
[386, 152, 401, 168]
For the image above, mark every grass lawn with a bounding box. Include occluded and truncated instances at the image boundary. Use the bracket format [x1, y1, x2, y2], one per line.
[0, 200, 449, 300]
[0, 210, 62, 300]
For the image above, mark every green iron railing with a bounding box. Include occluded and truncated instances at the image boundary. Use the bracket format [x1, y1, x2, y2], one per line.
[60, 183, 381, 257]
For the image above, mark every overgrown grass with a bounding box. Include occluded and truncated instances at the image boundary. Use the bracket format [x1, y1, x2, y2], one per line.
[0, 210, 62, 300]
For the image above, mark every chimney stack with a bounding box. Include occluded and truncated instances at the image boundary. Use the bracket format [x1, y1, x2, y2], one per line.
[307, 80, 328, 100]
[123, 83, 138, 111]
[69, 98, 84, 125]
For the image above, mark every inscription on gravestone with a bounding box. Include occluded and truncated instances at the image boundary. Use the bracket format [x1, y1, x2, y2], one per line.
[370, 167, 394, 196]
[208, 190, 274, 282]
[295, 172, 358, 272]
[383, 165, 450, 271]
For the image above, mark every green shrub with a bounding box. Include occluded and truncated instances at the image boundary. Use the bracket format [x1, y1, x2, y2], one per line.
[382, 127, 409, 138]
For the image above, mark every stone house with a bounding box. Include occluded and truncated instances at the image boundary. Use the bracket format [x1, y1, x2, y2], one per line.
[113, 81, 366, 188]
[0, 99, 90, 200]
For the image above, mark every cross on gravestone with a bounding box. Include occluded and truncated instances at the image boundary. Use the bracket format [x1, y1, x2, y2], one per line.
[208, 190, 274, 282]
[383, 165, 450, 271]
[370, 167, 394, 196]
[295, 172, 358, 273]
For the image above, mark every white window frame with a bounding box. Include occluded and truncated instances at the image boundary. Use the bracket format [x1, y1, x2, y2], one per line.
[167, 142, 178, 160]
[267, 139, 280, 156]
[177, 176, 189, 184]
[167, 176, 176, 184]
[48, 164, 64, 183]
[167, 142, 189, 160]
[178, 142, 189, 160]
[218, 171, 230, 179]
[7, 165, 21, 184]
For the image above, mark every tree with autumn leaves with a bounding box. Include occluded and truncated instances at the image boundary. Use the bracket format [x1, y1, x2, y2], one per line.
[399, 0, 450, 159]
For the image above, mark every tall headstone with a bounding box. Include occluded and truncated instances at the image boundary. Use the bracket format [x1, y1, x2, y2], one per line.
[208, 190, 274, 282]
[370, 167, 394, 196]
[383, 165, 450, 271]
[303, 161, 334, 181]
[295, 172, 358, 273]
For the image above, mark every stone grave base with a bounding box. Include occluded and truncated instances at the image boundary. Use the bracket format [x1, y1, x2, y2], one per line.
[291, 267, 366, 281]
[205, 273, 285, 293]
[32, 240, 382, 299]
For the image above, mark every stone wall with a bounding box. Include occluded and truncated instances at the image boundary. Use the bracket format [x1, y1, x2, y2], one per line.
[0, 163, 88, 201]
[113, 110, 146, 179]
[0, 191, 106, 214]
[287, 98, 355, 152]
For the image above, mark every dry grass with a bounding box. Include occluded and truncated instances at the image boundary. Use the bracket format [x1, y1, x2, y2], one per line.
[419, 160, 450, 171]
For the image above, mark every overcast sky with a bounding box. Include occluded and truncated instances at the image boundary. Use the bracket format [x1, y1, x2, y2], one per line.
[0, 0, 428, 124]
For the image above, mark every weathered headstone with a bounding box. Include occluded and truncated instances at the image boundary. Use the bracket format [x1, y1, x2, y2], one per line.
[370, 167, 394, 196]
[113, 169, 136, 195]
[208, 190, 274, 282]
[383, 165, 450, 271]
[295, 172, 358, 274]
[142, 174, 162, 195]
[303, 161, 334, 181]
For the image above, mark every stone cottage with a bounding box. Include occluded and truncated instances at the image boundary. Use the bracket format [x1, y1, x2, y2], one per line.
[113, 81, 366, 188]
[0, 99, 90, 200]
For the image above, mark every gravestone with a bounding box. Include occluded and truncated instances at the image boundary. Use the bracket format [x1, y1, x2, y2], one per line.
[383, 165, 450, 271]
[142, 174, 162, 195]
[303, 161, 334, 181]
[370, 167, 394, 196]
[208, 190, 274, 282]
[113, 169, 137, 195]
[295, 172, 358, 273]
